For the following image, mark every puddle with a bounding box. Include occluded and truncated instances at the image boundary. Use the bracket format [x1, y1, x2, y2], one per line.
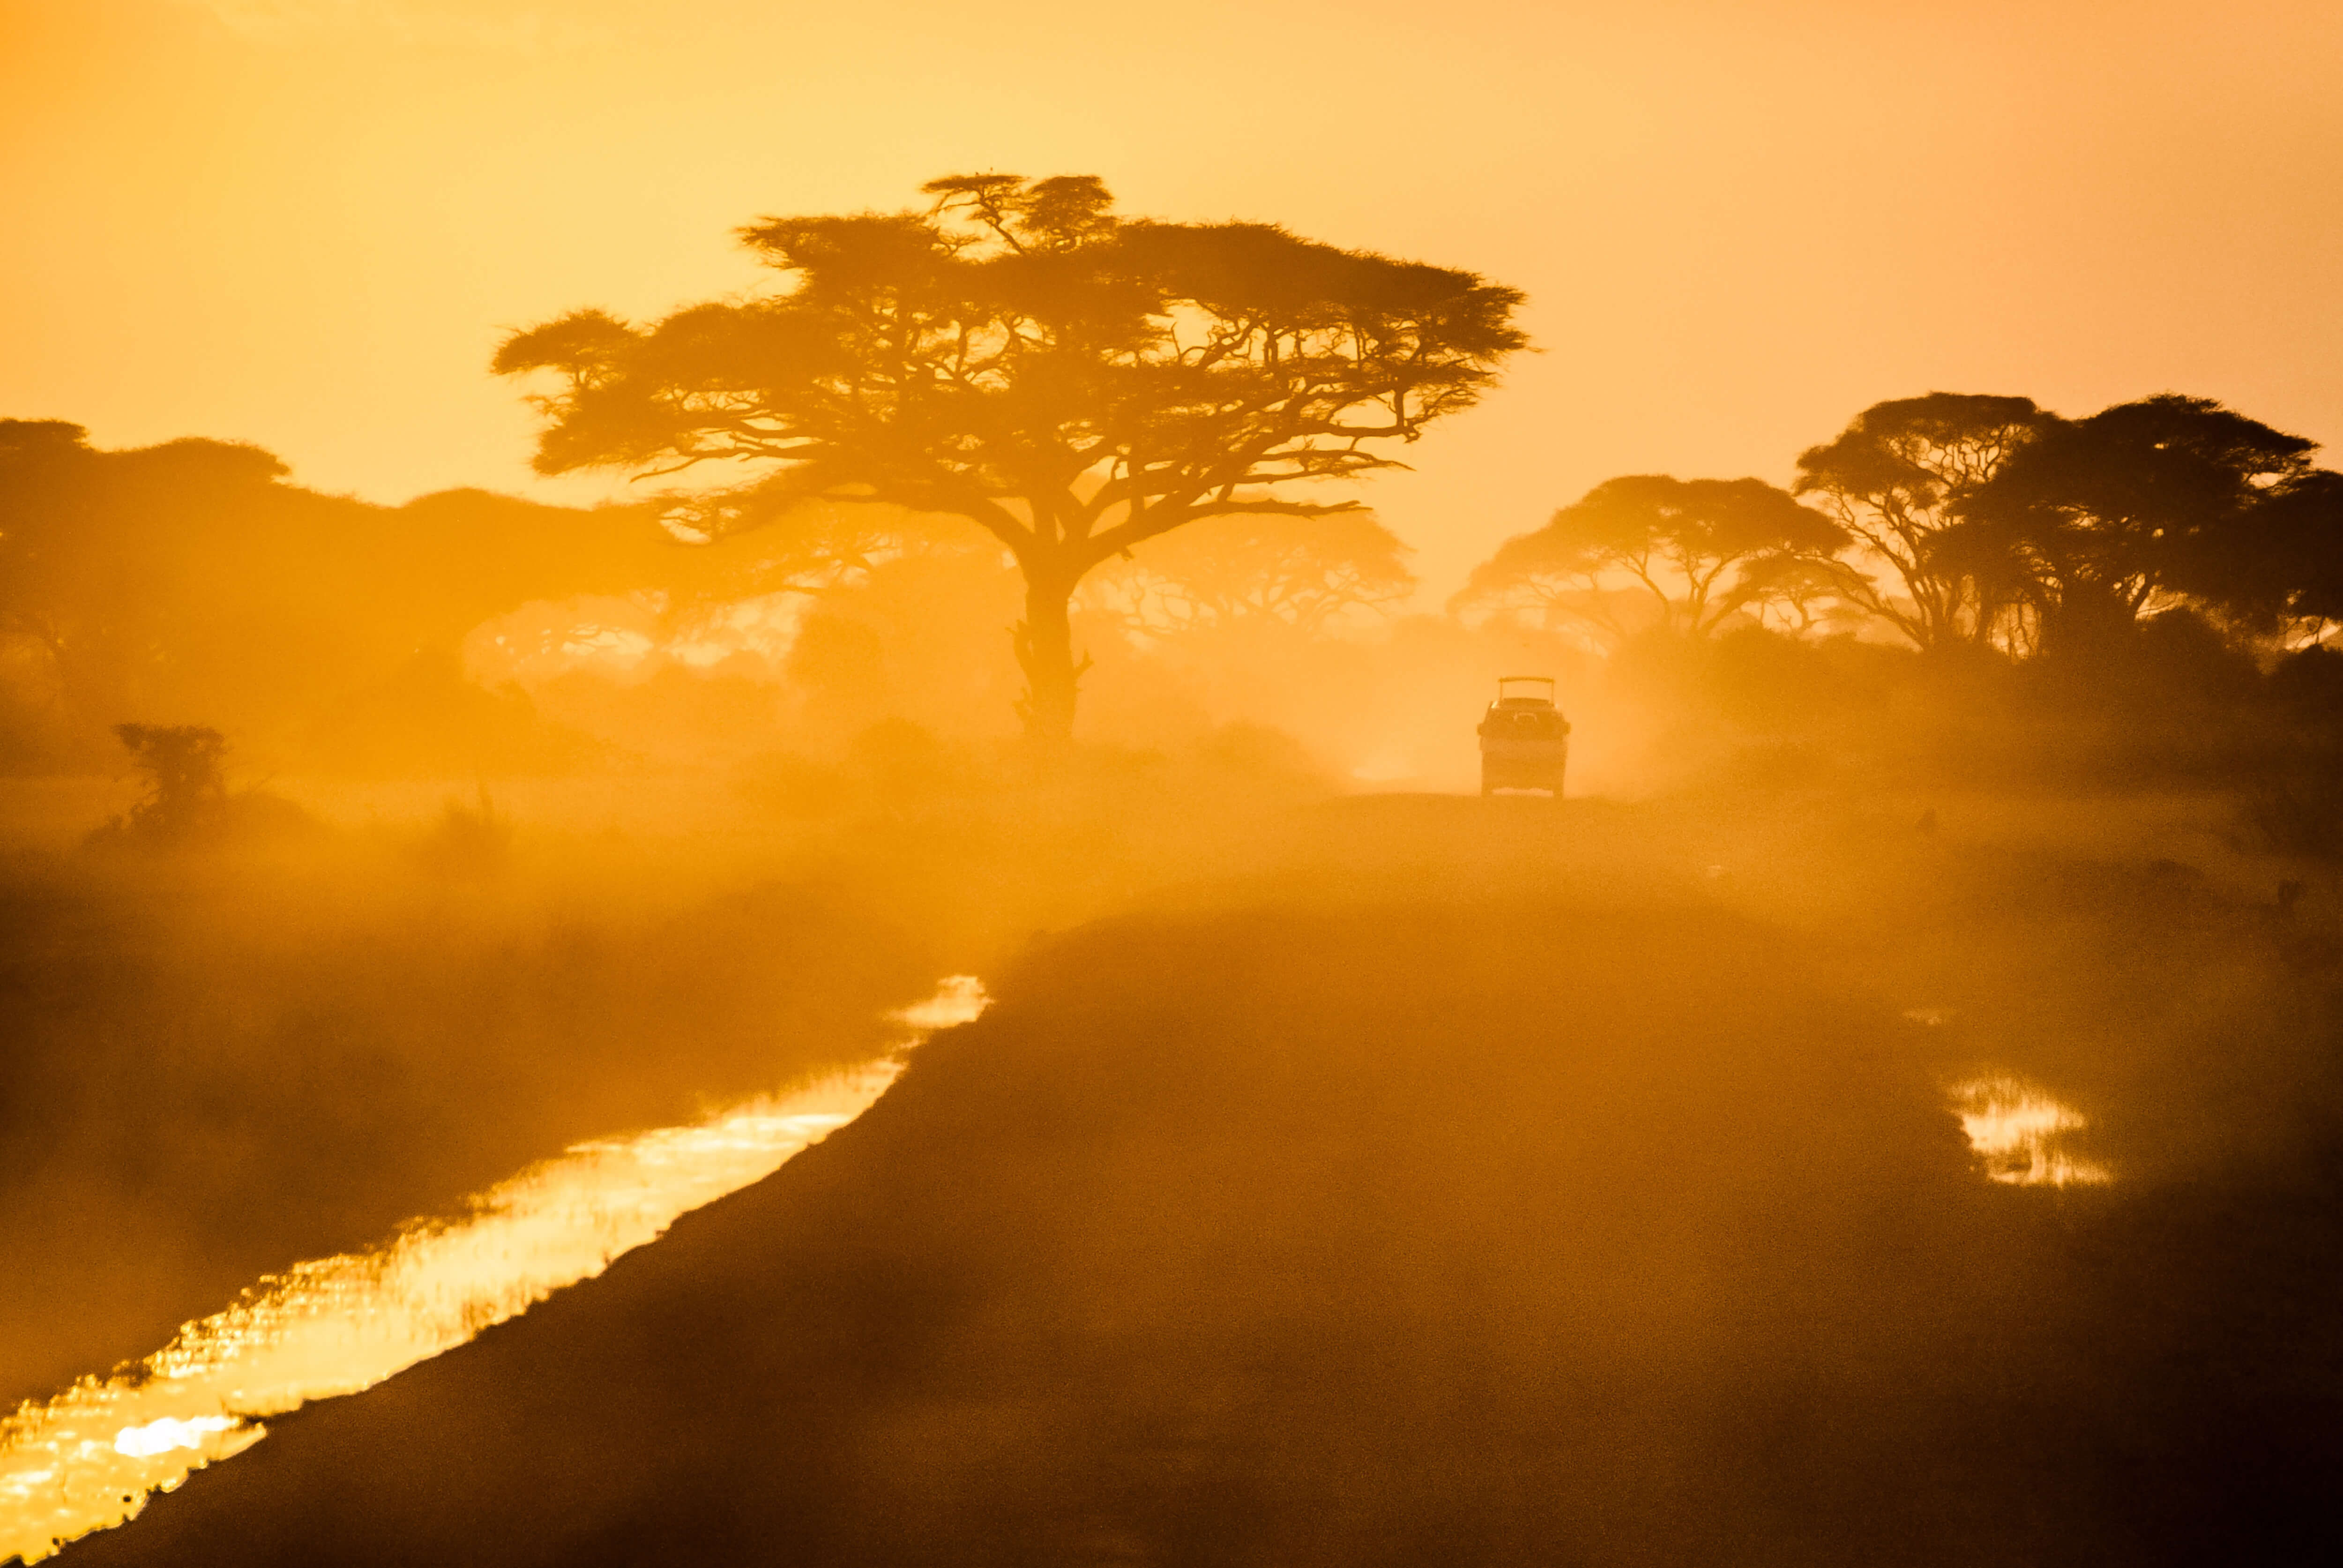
[0, 978, 987, 1564]
[1949, 1075, 2111, 1187]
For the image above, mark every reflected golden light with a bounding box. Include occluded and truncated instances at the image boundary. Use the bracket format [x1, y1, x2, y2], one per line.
[109, 1417, 239, 1460]
[0, 978, 988, 1564]
[1951, 1075, 2111, 1187]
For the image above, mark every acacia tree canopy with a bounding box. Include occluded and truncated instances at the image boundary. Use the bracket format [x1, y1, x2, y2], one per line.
[1954, 395, 2337, 651]
[494, 173, 1528, 740]
[0, 421, 294, 716]
[2257, 470, 2343, 631]
[1453, 475, 1848, 645]
[1792, 392, 2050, 650]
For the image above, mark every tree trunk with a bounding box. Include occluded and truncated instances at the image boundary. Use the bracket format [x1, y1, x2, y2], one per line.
[1013, 568, 1087, 745]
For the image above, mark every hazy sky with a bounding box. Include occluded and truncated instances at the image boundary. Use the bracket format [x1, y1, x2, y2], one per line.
[5, 0, 2340, 595]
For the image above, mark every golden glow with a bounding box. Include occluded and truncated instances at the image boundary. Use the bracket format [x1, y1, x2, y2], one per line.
[1951, 1075, 2111, 1187]
[466, 591, 809, 687]
[0, 978, 988, 1565]
[6, 1, 2340, 601]
[109, 1416, 240, 1460]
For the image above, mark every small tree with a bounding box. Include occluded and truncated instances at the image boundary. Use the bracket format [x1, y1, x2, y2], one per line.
[1792, 393, 2050, 650]
[1453, 476, 1849, 648]
[494, 174, 1527, 742]
[112, 723, 228, 841]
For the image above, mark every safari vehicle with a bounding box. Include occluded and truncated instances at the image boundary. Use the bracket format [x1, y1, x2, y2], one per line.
[1477, 675, 1570, 797]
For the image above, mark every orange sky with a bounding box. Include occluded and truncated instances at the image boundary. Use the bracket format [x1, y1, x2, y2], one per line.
[5, 0, 2340, 597]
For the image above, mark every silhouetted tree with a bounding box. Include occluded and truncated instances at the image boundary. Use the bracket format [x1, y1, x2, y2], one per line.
[492, 173, 1528, 742]
[1954, 395, 2338, 655]
[2259, 470, 2343, 642]
[0, 423, 291, 728]
[1793, 393, 2051, 650]
[1082, 509, 1415, 638]
[1453, 476, 1848, 648]
[112, 722, 228, 841]
[1738, 553, 1868, 638]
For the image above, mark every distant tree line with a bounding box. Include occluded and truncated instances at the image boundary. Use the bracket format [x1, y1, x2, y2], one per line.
[1457, 392, 2343, 661]
[0, 419, 691, 773]
[13, 388, 2343, 781]
[0, 416, 1416, 777]
[13, 163, 2343, 776]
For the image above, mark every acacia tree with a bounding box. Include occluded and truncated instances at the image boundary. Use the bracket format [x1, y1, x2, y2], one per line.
[1738, 554, 1865, 638]
[0, 420, 297, 724]
[1954, 395, 2336, 654]
[494, 173, 1527, 741]
[2259, 470, 2343, 643]
[1082, 509, 1416, 639]
[1451, 476, 1849, 648]
[1792, 393, 2050, 650]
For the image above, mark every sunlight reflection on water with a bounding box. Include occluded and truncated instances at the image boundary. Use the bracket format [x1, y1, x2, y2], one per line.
[0, 977, 987, 1565]
[1950, 1075, 2111, 1187]
[1906, 1009, 2111, 1189]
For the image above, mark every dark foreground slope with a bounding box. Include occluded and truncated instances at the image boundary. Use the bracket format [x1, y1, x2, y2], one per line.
[75, 895, 2342, 1566]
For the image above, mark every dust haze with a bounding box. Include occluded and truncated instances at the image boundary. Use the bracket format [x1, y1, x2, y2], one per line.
[5, 52, 2343, 1568]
